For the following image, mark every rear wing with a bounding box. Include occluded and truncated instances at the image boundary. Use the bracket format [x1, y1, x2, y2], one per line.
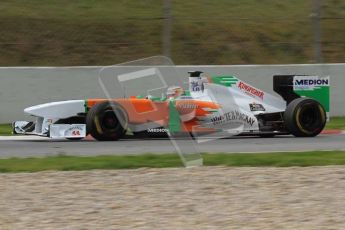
[273, 75, 330, 119]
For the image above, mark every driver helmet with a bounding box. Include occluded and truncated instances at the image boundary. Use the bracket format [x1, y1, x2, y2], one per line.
[167, 86, 184, 99]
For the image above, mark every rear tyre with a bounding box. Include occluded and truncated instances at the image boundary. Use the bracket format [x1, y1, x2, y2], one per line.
[86, 101, 128, 141]
[284, 98, 326, 137]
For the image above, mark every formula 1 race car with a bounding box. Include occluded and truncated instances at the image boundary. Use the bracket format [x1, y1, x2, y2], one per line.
[13, 71, 330, 140]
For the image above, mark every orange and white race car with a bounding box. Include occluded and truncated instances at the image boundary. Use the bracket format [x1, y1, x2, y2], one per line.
[13, 71, 330, 140]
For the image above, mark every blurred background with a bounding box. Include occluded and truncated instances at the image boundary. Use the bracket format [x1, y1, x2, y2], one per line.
[0, 0, 344, 66]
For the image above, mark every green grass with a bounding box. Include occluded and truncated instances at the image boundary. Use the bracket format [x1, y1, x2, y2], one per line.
[0, 124, 12, 136]
[204, 151, 345, 167]
[1, 151, 345, 173]
[0, 0, 343, 66]
[1, 116, 344, 136]
[0, 154, 184, 173]
[325, 117, 345, 130]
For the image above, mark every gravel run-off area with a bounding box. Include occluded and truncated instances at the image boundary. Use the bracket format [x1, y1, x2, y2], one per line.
[1, 166, 345, 230]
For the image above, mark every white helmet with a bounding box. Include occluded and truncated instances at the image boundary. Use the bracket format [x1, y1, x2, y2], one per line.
[167, 86, 184, 99]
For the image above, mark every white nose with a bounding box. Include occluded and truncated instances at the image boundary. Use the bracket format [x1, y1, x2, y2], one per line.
[24, 100, 86, 119]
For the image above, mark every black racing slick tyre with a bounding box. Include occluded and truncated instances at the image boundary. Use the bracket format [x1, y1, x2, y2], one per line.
[284, 97, 326, 137]
[86, 101, 128, 141]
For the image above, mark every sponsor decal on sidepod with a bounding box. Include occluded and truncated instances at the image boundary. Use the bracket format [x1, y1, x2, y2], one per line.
[210, 110, 255, 126]
[238, 82, 264, 100]
[249, 103, 265, 112]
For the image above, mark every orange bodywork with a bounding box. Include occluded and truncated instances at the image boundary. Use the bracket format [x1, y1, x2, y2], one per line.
[86, 98, 220, 132]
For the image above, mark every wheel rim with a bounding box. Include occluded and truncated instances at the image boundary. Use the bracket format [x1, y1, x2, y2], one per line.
[102, 110, 119, 130]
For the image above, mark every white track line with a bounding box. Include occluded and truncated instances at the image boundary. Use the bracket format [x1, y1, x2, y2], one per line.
[0, 136, 49, 141]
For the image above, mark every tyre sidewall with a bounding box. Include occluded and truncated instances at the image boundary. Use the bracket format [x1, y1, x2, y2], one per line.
[86, 101, 128, 141]
[284, 98, 326, 137]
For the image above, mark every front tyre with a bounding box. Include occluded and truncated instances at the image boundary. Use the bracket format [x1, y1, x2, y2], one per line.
[284, 98, 326, 137]
[86, 101, 128, 141]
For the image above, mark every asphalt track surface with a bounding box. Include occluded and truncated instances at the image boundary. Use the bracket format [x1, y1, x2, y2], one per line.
[1, 133, 345, 158]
